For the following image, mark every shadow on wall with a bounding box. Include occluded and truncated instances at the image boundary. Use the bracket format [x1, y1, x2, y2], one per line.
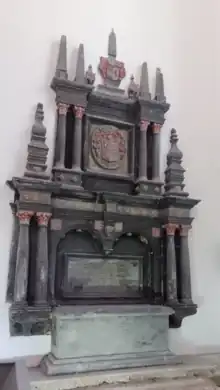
[0, 361, 30, 390]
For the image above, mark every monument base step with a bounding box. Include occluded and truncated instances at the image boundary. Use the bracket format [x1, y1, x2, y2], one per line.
[41, 351, 181, 376]
[29, 354, 220, 390]
[30, 376, 218, 390]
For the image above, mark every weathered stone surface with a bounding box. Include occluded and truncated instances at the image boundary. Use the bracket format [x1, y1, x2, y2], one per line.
[30, 377, 217, 390]
[29, 356, 220, 390]
[41, 305, 177, 375]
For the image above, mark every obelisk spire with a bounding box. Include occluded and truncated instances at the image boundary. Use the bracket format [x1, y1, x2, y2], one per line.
[155, 67, 166, 103]
[75, 43, 85, 84]
[55, 35, 68, 80]
[108, 28, 117, 58]
[139, 62, 151, 100]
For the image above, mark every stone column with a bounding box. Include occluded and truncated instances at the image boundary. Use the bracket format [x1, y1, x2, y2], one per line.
[179, 225, 193, 304]
[7, 206, 19, 302]
[152, 227, 162, 302]
[72, 105, 85, 171]
[164, 223, 178, 304]
[35, 212, 52, 305]
[14, 211, 34, 305]
[152, 123, 161, 180]
[138, 120, 149, 181]
[56, 103, 69, 168]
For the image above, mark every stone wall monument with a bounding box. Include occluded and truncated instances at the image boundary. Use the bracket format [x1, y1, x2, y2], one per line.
[6, 30, 200, 375]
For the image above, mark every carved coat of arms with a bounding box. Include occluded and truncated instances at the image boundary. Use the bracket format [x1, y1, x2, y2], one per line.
[99, 57, 126, 87]
[91, 126, 126, 170]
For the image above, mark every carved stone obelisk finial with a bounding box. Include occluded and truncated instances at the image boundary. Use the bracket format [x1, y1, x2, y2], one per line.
[164, 128, 188, 197]
[24, 103, 49, 179]
[75, 44, 85, 84]
[108, 28, 117, 58]
[55, 35, 68, 80]
[139, 62, 151, 100]
[155, 68, 166, 103]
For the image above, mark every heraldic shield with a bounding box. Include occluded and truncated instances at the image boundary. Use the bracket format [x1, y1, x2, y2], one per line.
[91, 125, 126, 170]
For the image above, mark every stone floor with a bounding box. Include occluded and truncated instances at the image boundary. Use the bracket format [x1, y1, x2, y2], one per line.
[28, 354, 220, 390]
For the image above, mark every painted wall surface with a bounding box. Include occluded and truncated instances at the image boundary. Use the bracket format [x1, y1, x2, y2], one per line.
[0, 0, 219, 359]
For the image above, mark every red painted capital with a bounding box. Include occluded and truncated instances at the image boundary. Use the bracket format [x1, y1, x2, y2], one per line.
[36, 212, 52, 227]
[180, 225, 191, 237]
[152, 123, 162, 134]
[152, 227, 161, 238]
[164, 223, 178, 236]
[140, 120, 149, 131]
[57, 103, 69, 115]
[17, 211, 34, 225]
[74, 106, 85, 119]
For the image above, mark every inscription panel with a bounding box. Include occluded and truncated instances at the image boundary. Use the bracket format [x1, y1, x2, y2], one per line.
[62, 255, 143, 299]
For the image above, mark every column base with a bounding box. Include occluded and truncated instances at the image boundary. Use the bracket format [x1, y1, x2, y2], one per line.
[180, 298, 194, 305]
[42, 351, 181, 376]
[165, 301, 198, 328]
[9, 303, 52, 336]
[52, 167, 83, 188]
[135, 179, 163, 196]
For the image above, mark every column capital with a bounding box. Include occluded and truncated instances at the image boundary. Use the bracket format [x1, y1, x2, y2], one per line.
[164, 223, 178, 236]
[140, 120, 150, 131]
[57, 103, 69, 115]
[36, 212, 52, 227]
[180, 225, 191, 236]
[74, 105, 85, 119]
[152, 227, 161, 238]
[152, 123, 162, 134]
[16, 211, 34, 225]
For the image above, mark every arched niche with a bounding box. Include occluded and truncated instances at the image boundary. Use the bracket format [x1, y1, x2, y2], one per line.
[55, 230, 155, 305]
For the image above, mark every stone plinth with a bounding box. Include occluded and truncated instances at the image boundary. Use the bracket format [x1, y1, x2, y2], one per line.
[41, 305, 180, 376]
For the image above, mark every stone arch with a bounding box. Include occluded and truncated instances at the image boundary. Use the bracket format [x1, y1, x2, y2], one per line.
[57, 229, 102, 255]
[112, 233, 149, 256]
[111, 233, 154, 301]
[55, 229, 102, 301]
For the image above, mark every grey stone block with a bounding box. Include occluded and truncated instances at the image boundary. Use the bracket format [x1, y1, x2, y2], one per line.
[41, 305, 181, 375]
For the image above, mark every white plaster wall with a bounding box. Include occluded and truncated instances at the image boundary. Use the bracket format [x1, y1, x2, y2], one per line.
[0, 0, 218, 359]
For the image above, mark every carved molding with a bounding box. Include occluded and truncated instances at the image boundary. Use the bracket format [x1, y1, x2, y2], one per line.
[117, 205, 158, 218]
